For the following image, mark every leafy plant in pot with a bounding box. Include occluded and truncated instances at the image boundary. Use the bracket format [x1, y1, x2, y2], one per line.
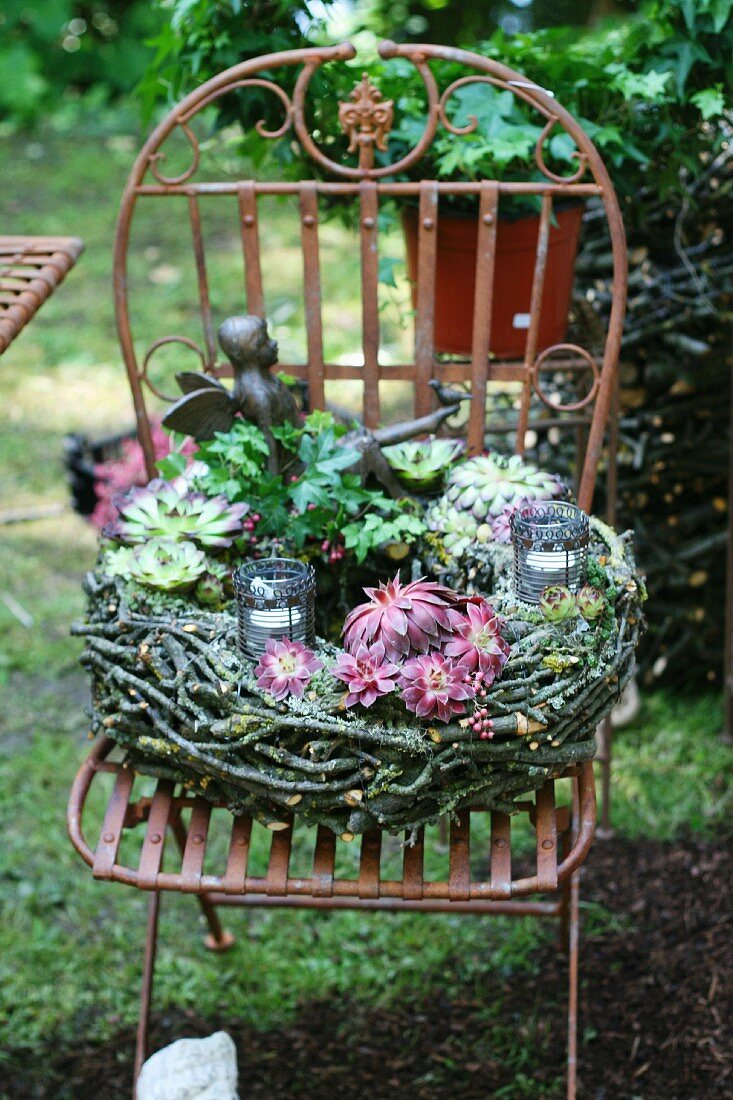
[367, 31, 677, 358]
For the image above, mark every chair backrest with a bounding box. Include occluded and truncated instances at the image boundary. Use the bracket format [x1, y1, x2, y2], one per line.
[114, 40, 626, 513]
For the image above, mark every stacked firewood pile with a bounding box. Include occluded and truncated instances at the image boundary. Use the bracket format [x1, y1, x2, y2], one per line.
[574, 145, 732, 689]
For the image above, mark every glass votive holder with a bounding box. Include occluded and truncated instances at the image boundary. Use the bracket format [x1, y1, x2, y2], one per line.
[510, 501, 589, 603]
[232, 557, 316, 659]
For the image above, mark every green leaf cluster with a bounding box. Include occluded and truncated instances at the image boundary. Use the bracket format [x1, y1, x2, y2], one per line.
[0, 0, 163, 127]
[137, 0, 335, 176]
[371, 0, 732, 219]
[172, 414, 428, 561]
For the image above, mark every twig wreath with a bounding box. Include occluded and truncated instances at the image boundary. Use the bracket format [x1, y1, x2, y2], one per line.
[74, 315, 645, 836]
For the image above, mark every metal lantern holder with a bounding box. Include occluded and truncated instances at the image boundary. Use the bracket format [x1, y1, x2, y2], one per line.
[510, 501, 589, 604]
[232, 558, 316, 659]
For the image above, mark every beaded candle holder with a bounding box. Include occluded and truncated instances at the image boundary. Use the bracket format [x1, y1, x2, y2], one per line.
[510, 501, 589, 603]
[233, 558, 316, 658]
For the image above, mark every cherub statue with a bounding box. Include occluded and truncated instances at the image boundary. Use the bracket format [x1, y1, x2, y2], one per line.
[162, 315, 299, 474]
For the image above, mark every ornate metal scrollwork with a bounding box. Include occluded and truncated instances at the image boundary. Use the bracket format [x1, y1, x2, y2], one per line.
[140, 335, 208, 402]
[532, 343, 600, 413]
[292, 54, 440, 179]
[146, 81, 294, 186]
[148, 122, 201, 186]
[338, 73, 394, 155]
[534, 117, 589, 184]
[438, 75, 506, 136]
[180, 78, 294, 139]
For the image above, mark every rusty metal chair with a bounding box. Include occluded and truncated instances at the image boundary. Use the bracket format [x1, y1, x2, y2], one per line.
[67, 40, 626, 1099]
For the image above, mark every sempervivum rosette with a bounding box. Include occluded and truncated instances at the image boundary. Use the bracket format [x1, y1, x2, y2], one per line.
[425, 501, 482, 557]
[342, 574, 461, 665]
[381, 436, 464, 494]
[333, 642, 401, 708]
[101, 538, 208, 591]
[399, 653, 474, 723]
[105, 478, 247, 547]
[444, 452, 561, 521]
[444, 599, 510, 684]
[254, 639, 323, 702]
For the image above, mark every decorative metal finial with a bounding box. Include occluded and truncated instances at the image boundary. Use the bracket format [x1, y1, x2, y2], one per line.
[338, 73, 394, 159]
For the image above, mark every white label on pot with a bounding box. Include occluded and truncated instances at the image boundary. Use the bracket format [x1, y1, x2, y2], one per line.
[513, 313, 531, 329]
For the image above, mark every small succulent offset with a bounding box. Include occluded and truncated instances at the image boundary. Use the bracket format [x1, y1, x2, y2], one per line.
[381, 436, 464, 494]
[540, 585, 577, 623]
[444, 452, 561, 521]
[342, 574, 460, 665]
[194, 572, 227, 607]
[575, 585, 605, 621]
[254, 638, 323, 702]
[333, 641, 401, 708]
[400, 653, 475, 723]
[102, 538, 208, 591]
[106, 478, 248, 548]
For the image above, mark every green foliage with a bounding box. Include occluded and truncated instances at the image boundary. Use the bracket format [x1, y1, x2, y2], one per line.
[187, 414, 427, 559]
[343, 498, 426, 563]
[138, 0, 334, 161]
[101, 538, 209, 590]
[372, 0, 732, 217]
[132, 0, 731, 225]
[0, 1, 163, 126]
[185, 420, 271, 500]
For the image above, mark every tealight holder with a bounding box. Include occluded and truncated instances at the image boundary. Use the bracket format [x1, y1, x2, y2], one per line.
[510, 501, 589, 603]
[232, 557, 316, 659]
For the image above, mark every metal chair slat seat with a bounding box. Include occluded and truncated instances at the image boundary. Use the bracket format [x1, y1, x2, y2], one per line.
[69, 737, 594, 910]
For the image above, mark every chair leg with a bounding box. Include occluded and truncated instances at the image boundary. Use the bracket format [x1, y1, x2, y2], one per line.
[595, 716, 613, 838]
[566, 870, 581, 1100]
[170, 814, 235, 952]
[134, 890, 161, 1097]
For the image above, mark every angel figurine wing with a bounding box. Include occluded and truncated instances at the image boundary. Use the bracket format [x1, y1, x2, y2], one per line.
[162, 388, 236, 439]
[174, 371, 228, 395]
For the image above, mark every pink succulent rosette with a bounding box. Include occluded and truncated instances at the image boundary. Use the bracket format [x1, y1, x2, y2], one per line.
[444, 600, 510, 684]
[333, 641, 400, 708]
[254, 638, 323, 702]
[342, 574, 459, 664]
[399, 653, 475, 723]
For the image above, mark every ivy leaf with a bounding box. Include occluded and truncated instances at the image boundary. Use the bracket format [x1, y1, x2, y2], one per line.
[609, 66, 673, 102]
[288, 478, 332, 513]
[155, 451, 188, 479]
[691, 84, 726, 119]
[378, 255, 402, 288]
[270, 422, 301, 453]
[298, 430, 360, 478]
[659, 39, 713, 97]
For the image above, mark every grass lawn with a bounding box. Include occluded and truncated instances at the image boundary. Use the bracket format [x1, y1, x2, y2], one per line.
[1, 119, 732, 1097]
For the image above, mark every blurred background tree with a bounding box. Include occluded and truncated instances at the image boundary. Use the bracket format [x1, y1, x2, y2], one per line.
[0, 1, 163, 125]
